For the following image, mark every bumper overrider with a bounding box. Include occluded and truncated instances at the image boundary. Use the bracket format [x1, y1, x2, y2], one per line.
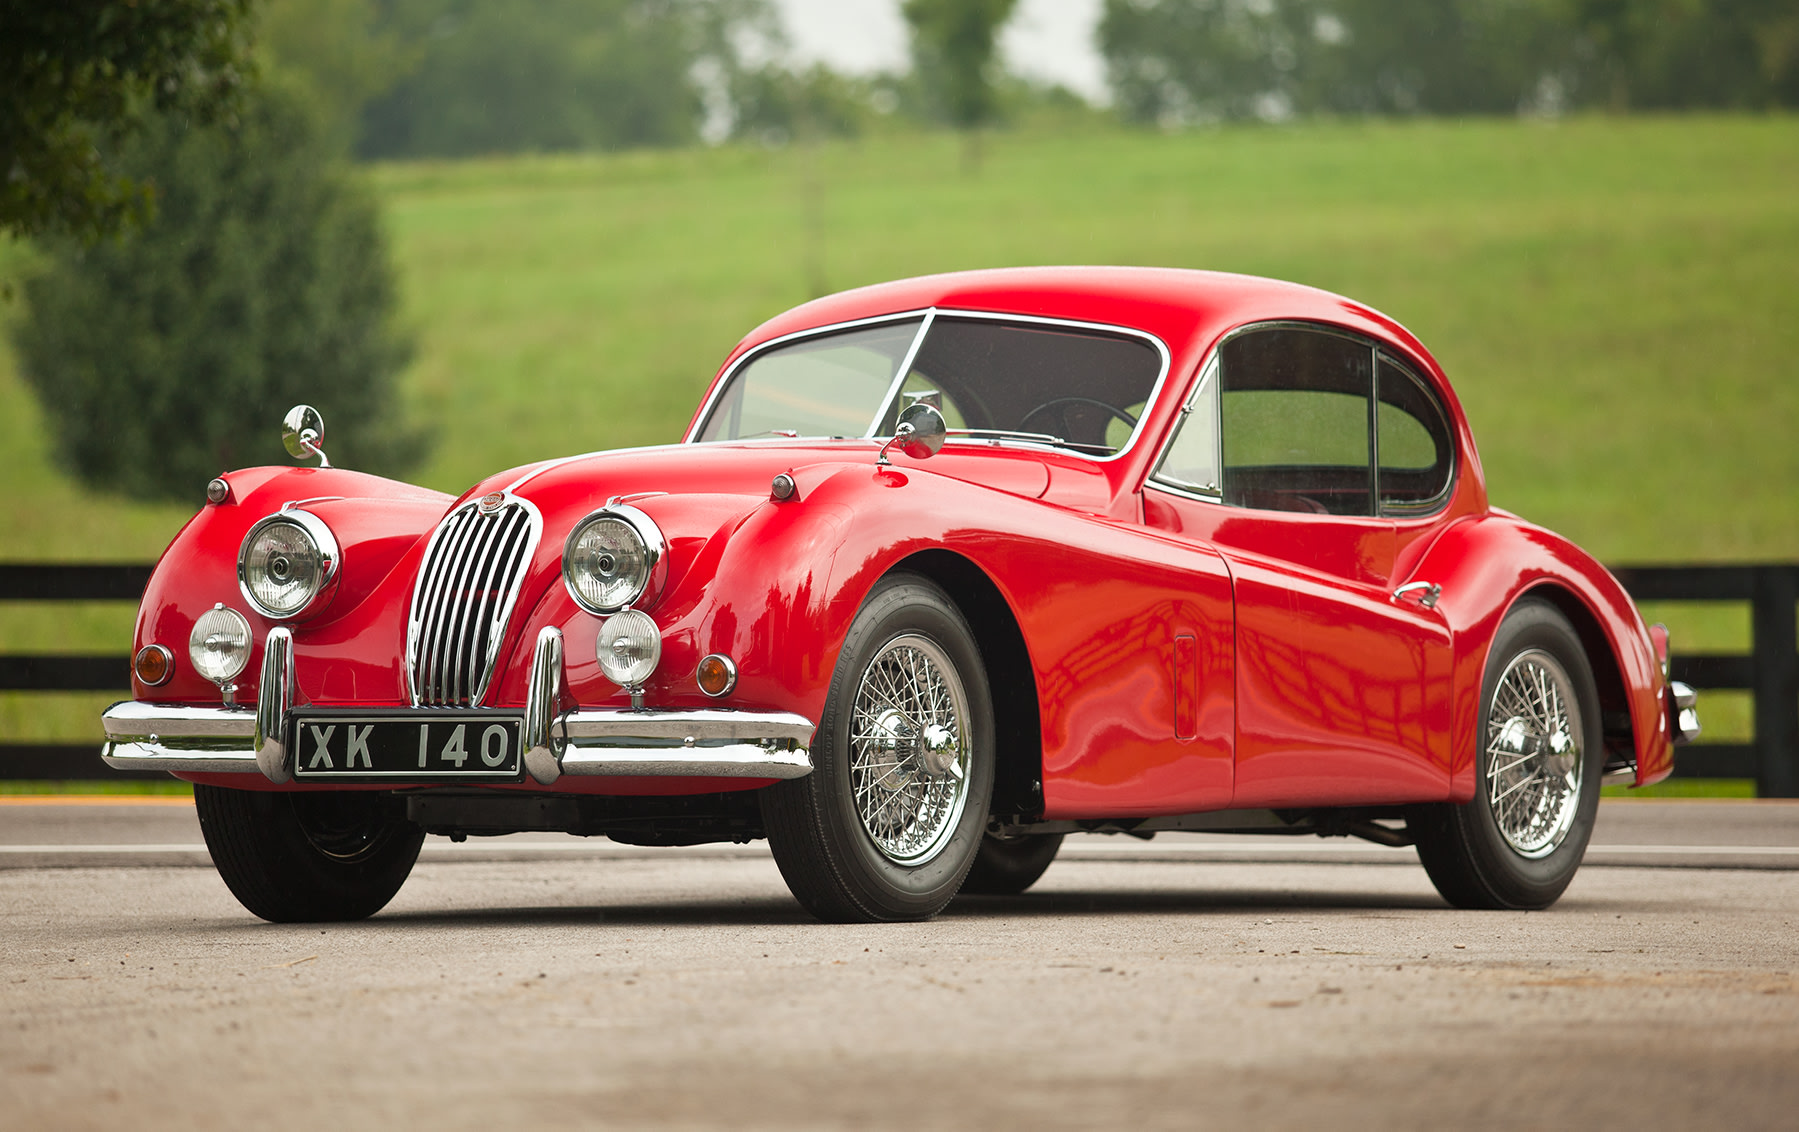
[102, 627, 815, 786]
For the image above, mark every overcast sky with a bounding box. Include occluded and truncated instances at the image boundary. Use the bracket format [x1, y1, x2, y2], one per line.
[769, 0, 1110, 104]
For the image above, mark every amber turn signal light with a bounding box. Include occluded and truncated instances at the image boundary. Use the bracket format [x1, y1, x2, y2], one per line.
[134, 644, 173, 687]
[696, 653, 737, 698]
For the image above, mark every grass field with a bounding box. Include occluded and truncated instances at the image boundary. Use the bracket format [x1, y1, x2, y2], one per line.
[1, 115, 1793, 773]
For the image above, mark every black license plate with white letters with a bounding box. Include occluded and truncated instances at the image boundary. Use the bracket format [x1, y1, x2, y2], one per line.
[290, 711, 525, 781]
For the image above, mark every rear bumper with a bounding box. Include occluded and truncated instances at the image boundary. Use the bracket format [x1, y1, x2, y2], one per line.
[1668, 680, 1701, 745]
[103, 626, 814, 785]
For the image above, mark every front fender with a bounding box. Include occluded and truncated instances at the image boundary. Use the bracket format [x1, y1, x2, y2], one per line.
[131, 466, 452, 706]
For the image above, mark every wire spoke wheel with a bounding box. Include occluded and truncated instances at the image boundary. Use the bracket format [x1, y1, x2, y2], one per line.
[848, 634, 972, 865]
[1409, 599, 1603, 911]
[1484, 648, 1584, 858]
[761, 573, 995, 922]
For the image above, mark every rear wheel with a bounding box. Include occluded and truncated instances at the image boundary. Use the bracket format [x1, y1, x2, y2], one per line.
[763, 573, 995, 922]
[1410, 600, 1603, 910]
[960, 832, 1063, 895]
[195, 785, 423, 922]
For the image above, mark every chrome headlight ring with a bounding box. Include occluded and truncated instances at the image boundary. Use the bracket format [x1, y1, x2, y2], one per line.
[237, 509, 341, 621]
[562, 504, 668, 615]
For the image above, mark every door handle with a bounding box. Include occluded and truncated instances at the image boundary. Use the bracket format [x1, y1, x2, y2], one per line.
[1391, 581, 1441, 610]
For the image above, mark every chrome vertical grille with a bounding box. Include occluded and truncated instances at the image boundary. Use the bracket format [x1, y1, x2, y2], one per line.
[406, 497, 541, 707]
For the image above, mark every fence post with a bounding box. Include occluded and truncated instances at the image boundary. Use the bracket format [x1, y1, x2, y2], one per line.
[1752, 566, 1799, 798]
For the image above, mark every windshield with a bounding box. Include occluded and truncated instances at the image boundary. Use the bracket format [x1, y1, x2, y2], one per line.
[695, 319, 922, 442]
[695, 313, 1165, 458]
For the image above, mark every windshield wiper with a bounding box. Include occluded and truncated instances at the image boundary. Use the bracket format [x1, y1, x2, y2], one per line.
[946, 428, 1113, 455]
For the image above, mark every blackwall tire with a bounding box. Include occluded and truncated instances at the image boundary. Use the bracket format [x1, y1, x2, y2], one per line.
[1410, 599, 1604, 911]
[762, 573, 995, 923]
[959, 832, 1063, 895]
[195, 785, 423, 923]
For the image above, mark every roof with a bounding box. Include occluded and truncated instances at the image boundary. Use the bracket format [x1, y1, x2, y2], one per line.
[729, 267, 1433, 378]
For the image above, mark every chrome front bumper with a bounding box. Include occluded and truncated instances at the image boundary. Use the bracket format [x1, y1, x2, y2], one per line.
[102, 626, 815, 786]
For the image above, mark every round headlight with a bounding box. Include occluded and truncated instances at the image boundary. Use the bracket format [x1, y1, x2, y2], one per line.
[562, 505, 666, 614]
[597, 609, 662, 688]
[189, 605, 251, 685]
[239, 510, 339, 619]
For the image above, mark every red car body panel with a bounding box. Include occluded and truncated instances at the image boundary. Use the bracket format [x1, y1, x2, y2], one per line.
[134, 267, 1673, 810]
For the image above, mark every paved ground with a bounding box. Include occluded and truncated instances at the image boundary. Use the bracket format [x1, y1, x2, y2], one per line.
[3, 799, 1797, 1129]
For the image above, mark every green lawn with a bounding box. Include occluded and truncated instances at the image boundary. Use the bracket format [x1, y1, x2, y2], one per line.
[2, 115, 1793, 785]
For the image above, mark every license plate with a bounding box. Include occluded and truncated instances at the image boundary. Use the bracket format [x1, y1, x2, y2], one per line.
[290, 711, 525, 781]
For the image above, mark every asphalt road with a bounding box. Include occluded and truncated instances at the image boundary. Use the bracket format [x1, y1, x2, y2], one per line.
[4, 798, 1798, 1130]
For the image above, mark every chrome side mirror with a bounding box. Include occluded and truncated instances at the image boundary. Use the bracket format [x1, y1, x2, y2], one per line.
[877, 402, 947, 466]
[281, 404, 330, 468]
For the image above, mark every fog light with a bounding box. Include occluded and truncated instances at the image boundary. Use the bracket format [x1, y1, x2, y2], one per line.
[597, 609, 661, 689]
[189, 604, 251, 687]
[696, 653, 737, 697]
[134, 644, 173, 687]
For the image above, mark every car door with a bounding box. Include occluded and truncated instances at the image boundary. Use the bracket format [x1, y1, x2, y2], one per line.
[1142, 324, 1453, 808]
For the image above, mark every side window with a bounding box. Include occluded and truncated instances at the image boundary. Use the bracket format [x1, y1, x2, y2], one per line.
[1377, 353, 1455, 515]
[1219, 328, 1374, 516]
[1152, 361, 1219, 497]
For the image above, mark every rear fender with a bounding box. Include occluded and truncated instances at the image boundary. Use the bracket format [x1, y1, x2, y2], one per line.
[1407, 515, 1672, 799]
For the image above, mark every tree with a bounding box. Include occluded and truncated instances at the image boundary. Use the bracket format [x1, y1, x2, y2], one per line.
[0, 0, 257, 242]
[902, 0, 1021, 167]
[354, 0, 780, 159]
[13, 85, 424, 501]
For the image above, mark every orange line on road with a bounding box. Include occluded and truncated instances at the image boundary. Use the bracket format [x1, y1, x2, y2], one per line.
[0, 795, 193, 807]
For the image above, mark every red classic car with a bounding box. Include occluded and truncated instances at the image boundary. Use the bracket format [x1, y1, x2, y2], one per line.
[104, 267, 1699, 923]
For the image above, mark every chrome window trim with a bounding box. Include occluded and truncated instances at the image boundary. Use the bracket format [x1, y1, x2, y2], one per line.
[1374, 348, 1459, 519]
[1146, 354, 1222, 504]
[561, 503, 670, 615]
[236, 507, 341, 621]
[865, 308, 938, 437]
[686, 306, 1175, 465]
[1142, 319, 1459, 518]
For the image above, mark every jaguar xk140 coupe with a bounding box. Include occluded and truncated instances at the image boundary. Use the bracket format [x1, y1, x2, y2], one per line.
[104, 267, 1699, 922]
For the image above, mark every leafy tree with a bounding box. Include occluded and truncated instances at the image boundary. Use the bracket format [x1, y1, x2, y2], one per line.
[0, 0, 257, 242]
[13, 85, 423, 501]
[902, 0, 1021, 165]
[354, 0, 778, 159]
[258, 0, 416, 148]
[1099, 0, 1799, 122]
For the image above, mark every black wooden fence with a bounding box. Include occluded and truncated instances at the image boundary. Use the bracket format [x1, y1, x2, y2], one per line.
[3, 562, 1797, 794]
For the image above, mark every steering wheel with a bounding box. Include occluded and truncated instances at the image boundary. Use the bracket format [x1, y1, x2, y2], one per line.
[1018, 397, 1139, 438]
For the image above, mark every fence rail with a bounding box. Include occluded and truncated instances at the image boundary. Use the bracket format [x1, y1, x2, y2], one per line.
[3, 562, 1797, 793]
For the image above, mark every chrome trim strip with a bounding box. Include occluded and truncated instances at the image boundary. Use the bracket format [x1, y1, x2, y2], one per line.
[558, 744, 812, 779]
[103, 701, 258, 741]
[560, 708, 815, 744]
[103, 742, 260, 773]
[255, 628, 293, 783]
[523, 627, 564, 784]
[866, 308, 936, 436]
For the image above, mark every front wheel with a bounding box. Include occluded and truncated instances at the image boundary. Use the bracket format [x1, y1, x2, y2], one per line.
[763, 573, 995, 922]
[1410, 599, 1604, 910]
[195, 785, 423, 922]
